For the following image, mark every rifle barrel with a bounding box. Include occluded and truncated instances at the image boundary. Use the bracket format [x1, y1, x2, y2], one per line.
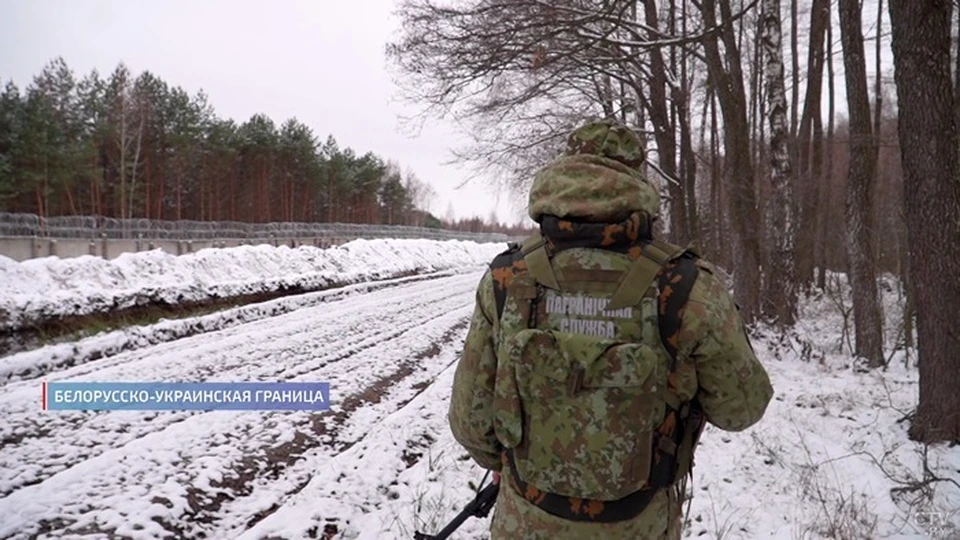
[414, 483, 499, 540]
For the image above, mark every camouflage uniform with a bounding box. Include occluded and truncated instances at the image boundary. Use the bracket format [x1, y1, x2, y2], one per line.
[449, 119, 774, 539]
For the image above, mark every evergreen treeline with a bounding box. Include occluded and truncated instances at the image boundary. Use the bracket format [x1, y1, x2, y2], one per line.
[0, 57, 439, 227]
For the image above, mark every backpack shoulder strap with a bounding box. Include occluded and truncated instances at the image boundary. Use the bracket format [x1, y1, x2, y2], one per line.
[604, 239, 692, 311]
[489, 241, 527, 320]
[646, 246, 703, 490]
[519, 235, 561, 290]
[655, 250, 700, 369]
[490, 234, 564, 320]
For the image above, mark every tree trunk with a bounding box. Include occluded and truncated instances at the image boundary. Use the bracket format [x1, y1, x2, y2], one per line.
[677, 0, 700, 247]
[35, 186, 45, 219]
[641, 0, 685, 244]
[796, 0, 829, 286]
[128, 112, 143, 219]
[839, 0, 884, 367]
[230, 164, 236, 221]
[701, 0, 763, 322]
[199, 162, 206, 221]
[710, 80, 725, 266]
[760, 0, 798, 326]
[954, 1, 960, 129]
[64, 185, 78, 215]
[327, 173, 334, 223]
[874, 0, 885, 269]
[755, 14, 770, 287]
[176, 167, 182, 221]
[889, 0, 960, 443]
[897, 207, 914, 355]
[144, 153, 151, 220]
[89, 153, 98, 217]
[155, 164, 165, 220]
[118, 98, 127, 221]
[817, 1, 836, 290]
[677, 96, 700, 246]
[875, 0, 884, 139]
[790, 0, 799, 138]
[750, 12, 762, 171]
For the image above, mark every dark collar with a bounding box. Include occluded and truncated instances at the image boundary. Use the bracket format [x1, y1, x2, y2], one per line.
[539, 212, 652, 254]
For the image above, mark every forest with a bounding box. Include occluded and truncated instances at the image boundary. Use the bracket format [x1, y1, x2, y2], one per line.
[0, 58, 448, 228]
[386, 0, 960, 443]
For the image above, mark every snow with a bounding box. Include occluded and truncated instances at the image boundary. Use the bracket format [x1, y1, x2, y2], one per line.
[0, 238, 509, 332]
[0, 270, 475, 383]
[0, 270, 485, 537]
[0, 241, 957, 539]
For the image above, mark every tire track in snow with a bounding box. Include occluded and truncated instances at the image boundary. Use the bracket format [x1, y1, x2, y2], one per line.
[234, 342, 485, 540]
[0, 272, 482, 534]
[0, 269, 470, 384]
[177, 318, 470, 537]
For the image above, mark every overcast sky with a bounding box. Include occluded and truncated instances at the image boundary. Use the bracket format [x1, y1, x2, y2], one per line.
[0, 0, 530, 224]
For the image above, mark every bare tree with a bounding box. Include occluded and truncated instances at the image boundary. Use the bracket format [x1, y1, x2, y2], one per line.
[838, 0, 884, 367]
[888, 0, 960, 443]
[874, 0, 884, 146]
[816, 0, 836, 290]
[700, 0, 763, 322]
[760, 0, 798, 326]
[389, 0, 806, 323]
[404, 168, 438, 225]
[127, 83, 146, 220]
[642, 0, 685, 242]
[955, 1, 960, 129]
[388, 0, 654, 190]
[790, 0, 800, 138]
[706, 76, 727, 267]
[678, 0, 702, 247]
[794, 0, 829, 286]
[107, 65, 145, 222]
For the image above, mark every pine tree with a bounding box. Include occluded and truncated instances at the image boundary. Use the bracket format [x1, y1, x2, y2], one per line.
[0, 81, 22, 210]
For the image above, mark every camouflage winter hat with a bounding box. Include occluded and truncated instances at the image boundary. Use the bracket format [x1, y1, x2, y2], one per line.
[564, 119, 645, 170]
[528, 120, 659, 223]
[527, 153, 660, 223]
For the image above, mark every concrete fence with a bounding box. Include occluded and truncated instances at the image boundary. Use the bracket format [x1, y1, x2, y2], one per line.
[0, 235, 371, 262]
[0, 213, 518, 262]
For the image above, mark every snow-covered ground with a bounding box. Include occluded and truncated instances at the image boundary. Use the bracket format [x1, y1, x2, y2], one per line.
[0, 238, 508, 332]
[0, 242, 957, 539]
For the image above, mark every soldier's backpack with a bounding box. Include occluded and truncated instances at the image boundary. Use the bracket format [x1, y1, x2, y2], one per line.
[489, 233, 706, 523]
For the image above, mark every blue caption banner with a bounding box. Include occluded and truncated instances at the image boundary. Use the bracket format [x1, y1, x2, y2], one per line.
[43, 382, 330, 411]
